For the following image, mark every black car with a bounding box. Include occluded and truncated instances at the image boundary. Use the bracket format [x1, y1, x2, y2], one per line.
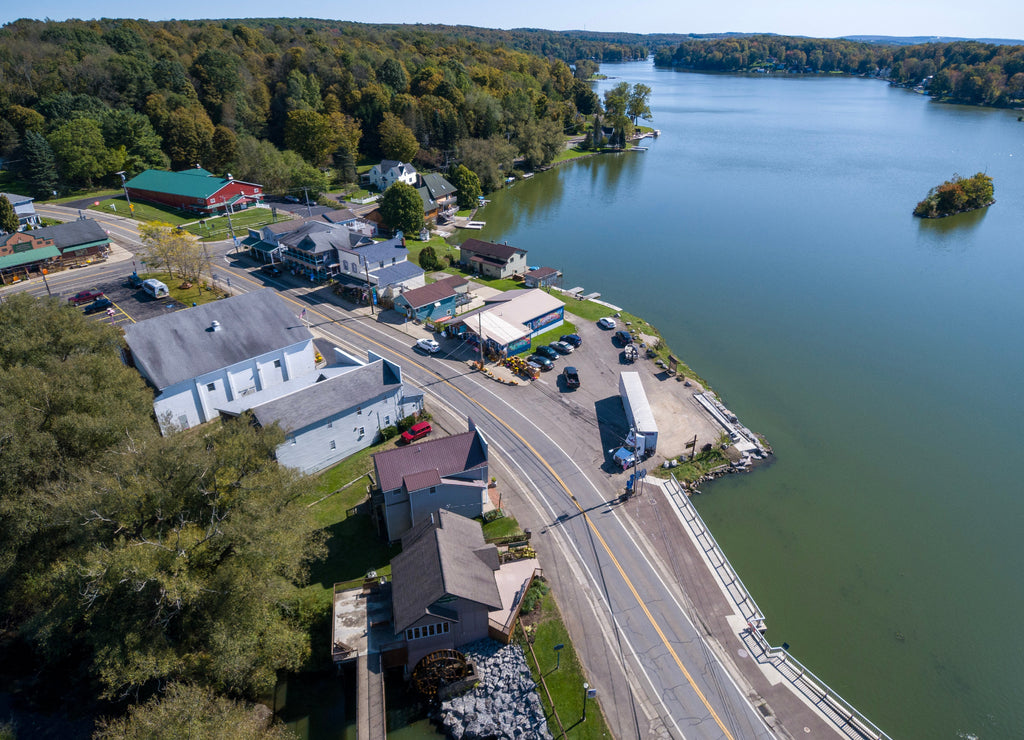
[562, 366, 580, 388]
[560, 333, 583, 348]
[615, 330, 634, 346]
[535, 345, 559, 361]
[261, 264, 283, 277]
[528, 355, 554, 371]
[83, 297, 113, 314]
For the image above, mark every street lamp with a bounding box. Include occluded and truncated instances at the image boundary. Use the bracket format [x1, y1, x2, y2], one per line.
[582, 682, 596, 721]
[115, 171, 133, 214]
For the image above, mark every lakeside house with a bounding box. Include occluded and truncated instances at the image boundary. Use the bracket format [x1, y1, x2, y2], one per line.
[458, 238, 528, 279]
[367, 160, 418, 191]
[124, 167, 264, 215]
[392, 275, 469, 323]
[446, 288, 564, 357]
[523, 266, 562, 289]
[371, 421, 490, 542]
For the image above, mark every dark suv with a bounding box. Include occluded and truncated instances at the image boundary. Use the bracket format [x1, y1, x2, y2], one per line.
[535, 345, 559, 361]
[560, 333, 582, 348]
[562, 366, 580, 388]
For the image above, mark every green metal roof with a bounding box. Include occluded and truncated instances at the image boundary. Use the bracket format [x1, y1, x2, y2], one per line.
[125, 169, 235, 200]
[0, 245, 60, 270]
[61, 240, 108, 253]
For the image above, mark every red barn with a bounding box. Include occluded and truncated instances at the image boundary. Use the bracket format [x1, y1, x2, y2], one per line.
[124, 168, 263, 215]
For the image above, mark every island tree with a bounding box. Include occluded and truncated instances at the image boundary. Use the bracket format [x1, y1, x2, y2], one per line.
[913, 172, 994, 218]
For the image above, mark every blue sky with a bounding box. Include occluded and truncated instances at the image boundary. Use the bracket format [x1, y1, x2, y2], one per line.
[3, 0, 1022, 41]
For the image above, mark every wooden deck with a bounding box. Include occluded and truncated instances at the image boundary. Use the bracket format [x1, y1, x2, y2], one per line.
[357, 652, 386, 740]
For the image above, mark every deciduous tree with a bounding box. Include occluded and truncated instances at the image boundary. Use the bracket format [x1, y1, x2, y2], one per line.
[380, 181, 424, 235]
[449, 164, 482, 209]
[378, 112, 419, 162]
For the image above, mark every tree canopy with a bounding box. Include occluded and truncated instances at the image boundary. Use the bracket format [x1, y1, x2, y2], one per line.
[913, 172, 994, 218]
[380, 180, 424, 235]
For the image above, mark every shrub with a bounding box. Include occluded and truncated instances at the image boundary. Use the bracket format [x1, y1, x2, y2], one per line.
[520, 579, 549, 614]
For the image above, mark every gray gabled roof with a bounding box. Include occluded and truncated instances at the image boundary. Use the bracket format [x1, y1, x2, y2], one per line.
[373, 430, 487, 493]
[123, 289, 312, 390]
[371, 260, 423, 288]
[352, 236, 407, 264]
[277, 221, 333, 247]
[459, 238, 526, 262]
[249, 359, 401, 433]
[419, 173, 457, 200]
[0, 191, 33, 207]
[30, 219, 109, 251]
[320, 208, 358, 224]
[392, 510, 501, 632]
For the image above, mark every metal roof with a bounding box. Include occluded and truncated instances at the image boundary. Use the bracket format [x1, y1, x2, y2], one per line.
[124, 169, 260, 200]
[373, 430, 487, 493]
[249, 359, 401, 433]
[0, 245, 60, 269]
[123, 289, 312, 390]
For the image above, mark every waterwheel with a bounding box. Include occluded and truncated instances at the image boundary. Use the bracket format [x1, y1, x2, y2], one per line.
[411, 649, 472, 700]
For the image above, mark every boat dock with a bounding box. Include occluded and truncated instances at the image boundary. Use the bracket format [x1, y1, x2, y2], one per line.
[333, 583, 394, 740]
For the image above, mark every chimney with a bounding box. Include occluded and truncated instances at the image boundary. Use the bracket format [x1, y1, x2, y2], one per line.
[211, 320, 222, 332]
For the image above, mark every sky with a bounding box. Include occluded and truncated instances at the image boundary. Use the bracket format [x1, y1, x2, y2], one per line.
[2, 0, 1022, 42]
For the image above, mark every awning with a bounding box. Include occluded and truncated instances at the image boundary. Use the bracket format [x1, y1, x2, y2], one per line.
[0, 245, 61, 270]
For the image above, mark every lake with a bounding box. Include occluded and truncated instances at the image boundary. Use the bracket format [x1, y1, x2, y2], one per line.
[471, 61, 1024, 740]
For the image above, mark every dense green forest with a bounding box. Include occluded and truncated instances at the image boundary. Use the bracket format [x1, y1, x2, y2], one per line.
[654, 35, 1024, 107]
[0, 18, 648, 199]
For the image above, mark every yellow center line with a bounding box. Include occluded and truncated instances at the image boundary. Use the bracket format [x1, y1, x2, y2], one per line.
[275, 290, 736, 738]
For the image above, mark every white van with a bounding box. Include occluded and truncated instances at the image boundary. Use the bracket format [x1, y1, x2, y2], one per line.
[142, 278, 169, 298]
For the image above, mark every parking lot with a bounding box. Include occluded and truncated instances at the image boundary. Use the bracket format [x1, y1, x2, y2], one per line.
[72, 274, 189, 326]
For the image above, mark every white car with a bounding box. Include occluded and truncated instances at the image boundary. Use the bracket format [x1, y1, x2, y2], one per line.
[416, 337, 441, 354]
[598, 317, 617, 330]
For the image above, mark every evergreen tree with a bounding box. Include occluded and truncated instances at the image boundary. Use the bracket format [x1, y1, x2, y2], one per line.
[20, 131, 59, 199]
[0, 196, 18, 233]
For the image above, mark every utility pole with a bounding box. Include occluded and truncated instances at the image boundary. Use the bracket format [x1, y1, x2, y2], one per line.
[302, 186, 313, 218]
[477, 311, 484, 369]
[363, 259, 375, 315]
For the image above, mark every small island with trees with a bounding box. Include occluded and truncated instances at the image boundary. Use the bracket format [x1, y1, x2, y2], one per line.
[913, 172, 994, 218]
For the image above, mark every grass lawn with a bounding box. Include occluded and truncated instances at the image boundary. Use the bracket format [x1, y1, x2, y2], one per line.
[53, 188, 120, 204]
[185, 207, 290, 241]
[551, 146, 594, 165]
[87, 196, 192, 226]
[650, 447, 730, 482]
[405, 234, 458, 276]
[518, 586, 611, 739]
[137, 271, 230, 306]
[298, 440, 402, 608]
[531, 320, 577, 349]
[456, 208, 474, 217]
[481, 512, 524, 541]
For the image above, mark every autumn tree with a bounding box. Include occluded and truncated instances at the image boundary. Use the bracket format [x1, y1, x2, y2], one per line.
[378, 112, 419, 162]
[138, 222, 205, 280]
[380, 181, 424, 235]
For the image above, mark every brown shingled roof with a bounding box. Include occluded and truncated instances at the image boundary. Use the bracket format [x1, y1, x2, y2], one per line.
[459, 237, 526, 262]
[396, 275, 468, 309]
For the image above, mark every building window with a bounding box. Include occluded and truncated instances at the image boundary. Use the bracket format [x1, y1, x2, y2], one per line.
[274, 359, 282, 368]
[427, 624, 435, 636]
[383, 415, 390, 426]
[358, 427, 365, 436]
[206, 382, 215, 391]
[406, 629, 413, 640]
[329, 441, 336, 450]
[443, 622, 450, 633]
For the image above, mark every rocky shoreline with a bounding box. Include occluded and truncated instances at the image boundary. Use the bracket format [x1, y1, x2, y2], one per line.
[435, 639, 552, 740]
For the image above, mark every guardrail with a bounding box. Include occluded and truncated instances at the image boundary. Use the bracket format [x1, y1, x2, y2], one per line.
[665, 475, 892, 740]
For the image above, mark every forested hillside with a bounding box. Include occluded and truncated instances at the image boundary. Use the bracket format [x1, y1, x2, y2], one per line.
[654, 35, 1024, 107]
[0, 18, 628, 198]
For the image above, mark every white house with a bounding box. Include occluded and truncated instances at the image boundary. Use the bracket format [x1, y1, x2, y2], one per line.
[367, 160, 418, 191]
[124, 289, 315, 433]
[0, 191, 40, 229]
[223, 351, 423, 474]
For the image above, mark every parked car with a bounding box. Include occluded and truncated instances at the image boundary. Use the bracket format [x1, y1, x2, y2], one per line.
[562, 366, 580, 388]
[528, 355, 554, 371]
[598, 317, 617, 330]
[68, 289, 105, 306]
[535, 345, 559, 361]
[83, 297, 113, 314]
[284, 195, 300, 203]
[400, 421, 433, 443]
[560, 333, 583, 348]
[261, 264, 282, 277]
[550, 340, 574, 355]
[416, 337, 441, 354]
[615, 330, 634, 346]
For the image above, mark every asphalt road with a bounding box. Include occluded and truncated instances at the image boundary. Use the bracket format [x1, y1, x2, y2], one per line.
[5, 205, 825, 739]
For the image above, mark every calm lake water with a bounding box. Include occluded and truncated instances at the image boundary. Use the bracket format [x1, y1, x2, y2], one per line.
[473, 62, 1024, 740]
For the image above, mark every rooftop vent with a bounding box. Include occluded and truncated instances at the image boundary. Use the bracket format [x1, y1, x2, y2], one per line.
[211, 320, 222, 332]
